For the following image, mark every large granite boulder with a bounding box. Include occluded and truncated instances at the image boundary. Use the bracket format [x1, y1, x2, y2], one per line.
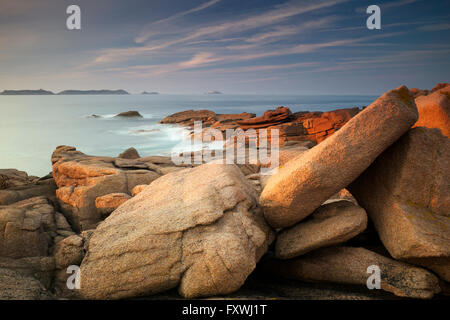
[264, 247, 441, 299]
[260, 86, 418, 228]
[275, 201, 367, 259]
[51, 146, 162, 232]
[79, 163, 274, 299]
[349, 127, 450, 281]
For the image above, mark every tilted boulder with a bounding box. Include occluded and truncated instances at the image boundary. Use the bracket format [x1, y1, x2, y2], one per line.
[79, 163, 274, 299]
[260, 86, 418, 228]
[263, 247, 441, 299]
[349, 127, 450, 281]
[51, 146, 161, 232]
[275, 201, 367, 259]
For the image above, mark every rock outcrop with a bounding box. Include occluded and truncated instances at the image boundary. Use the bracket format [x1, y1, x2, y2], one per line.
[349, 127, 450, 281]
[51, 146, 163, 231]
[237, 107, 293, 129]
[413, 87, 450, 137]
[95, 193, 131, 216]
[114, 111, 143, 118]
[0, 169, 57, 206]
[260, 86, 418, 228]
[275, 201, 367, 259]
[0, 197, 57, 259]
[79, 163, 274, 299]
[264, 247, 441, 299]
[118, 147, 141, 159]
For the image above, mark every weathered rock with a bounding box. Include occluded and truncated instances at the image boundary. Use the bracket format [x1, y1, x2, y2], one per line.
[413, 89, 450, 137]
[0, 197, 56, 258]
[118, 147, 141, 159]
[0, 169, 38, 189]
[79, 163, 274, 299]
[275, 201, 367, 259]
[51, 146, 161, 231]
[0, 169, 57, 206]
[348, 127, 450, 281]
[114, 111, 143, 118]
[0, 256, 55, 289]
[131, 184, 147, 196]
[263, 247, 441, 299]
[159, 109, 217, 127]
[260, 86, 418, 228]
[237, 107, 292, 129]
[0, 267, 53, 300]
[95, 193, 131, 216]
[54, 235, 84, 269]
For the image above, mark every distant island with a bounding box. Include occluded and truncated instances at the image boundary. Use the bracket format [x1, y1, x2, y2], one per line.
[58, 89, 129, 95]
[206, 90, 223, 94]
[142, 91, 159, 95]
[0, 89, 129, 95]
[1, 89, 54, 95]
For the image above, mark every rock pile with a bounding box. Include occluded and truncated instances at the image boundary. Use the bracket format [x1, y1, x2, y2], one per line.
[0, 83, 448, 300]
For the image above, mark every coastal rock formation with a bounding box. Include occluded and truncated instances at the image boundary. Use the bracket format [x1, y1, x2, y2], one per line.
[237, 107, 293, 129]
[0, 170, 57, 206]
[264, 247, 441, 299]
[0, 256, 55, 289]
[114, 111, 143, 118]
[95, 193, 131, 216]
[159, 109, 255, 129]
[260, 86, 418, 228]
[79, 163, 274, 299]
[118, 147, 141, 159]
[0, 197, 56, 259]
[51, 146, 162, 232]
[159, 109, 217, 126]
[349, 127, 450, 281]
[0, 268, 53, 300]
[413, 87, 450, 137]
[275, 201, 367, 259]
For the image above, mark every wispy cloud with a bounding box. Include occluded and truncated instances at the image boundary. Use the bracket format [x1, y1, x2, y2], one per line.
[135, 0, 222, 43]
[91, 0, 351, 65]
[417, 23, 450, 32]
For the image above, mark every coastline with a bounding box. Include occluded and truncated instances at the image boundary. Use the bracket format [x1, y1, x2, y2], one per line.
[0, 83, 449, 300]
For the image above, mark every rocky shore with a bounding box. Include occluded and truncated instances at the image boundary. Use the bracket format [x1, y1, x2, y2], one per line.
[0, 83, 449, 300]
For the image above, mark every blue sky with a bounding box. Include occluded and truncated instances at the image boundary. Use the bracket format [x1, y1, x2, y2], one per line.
[0, 0, 449, 94]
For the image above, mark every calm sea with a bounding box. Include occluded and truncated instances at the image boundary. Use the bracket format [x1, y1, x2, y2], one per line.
[0, 94, 376, 177]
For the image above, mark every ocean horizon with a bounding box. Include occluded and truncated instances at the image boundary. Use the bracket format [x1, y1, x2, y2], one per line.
[0, 94, 377, 176]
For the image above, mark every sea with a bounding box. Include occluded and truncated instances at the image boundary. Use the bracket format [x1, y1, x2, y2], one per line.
[0, 94, 377, 177]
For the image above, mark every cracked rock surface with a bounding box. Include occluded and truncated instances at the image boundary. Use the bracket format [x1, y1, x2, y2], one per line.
[79, 163, 274, 299]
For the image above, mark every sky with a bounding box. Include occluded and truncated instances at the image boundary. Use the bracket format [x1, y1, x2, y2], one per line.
[0, 0, 449, 95]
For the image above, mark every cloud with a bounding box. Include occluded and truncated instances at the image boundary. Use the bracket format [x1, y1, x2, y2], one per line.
[91, 0, 351, 65]
[135, 0, 222, 43]
[417, 23, 450, 31]
[355, 0, 421, 13]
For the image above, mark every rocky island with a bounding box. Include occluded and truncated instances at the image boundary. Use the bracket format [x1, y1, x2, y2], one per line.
[1, 89, 55, 95]
[0, 83, 449, 300]
[57, 89, 129, 95]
